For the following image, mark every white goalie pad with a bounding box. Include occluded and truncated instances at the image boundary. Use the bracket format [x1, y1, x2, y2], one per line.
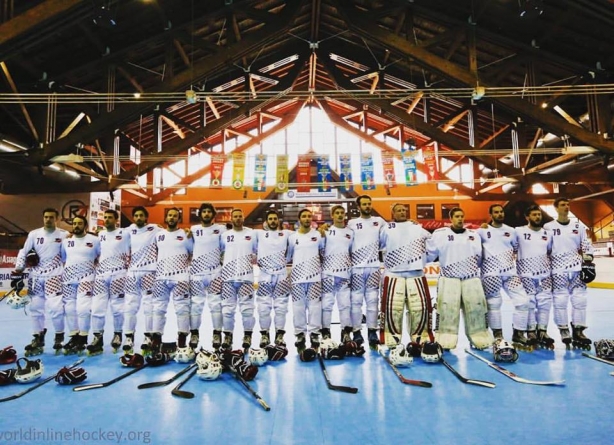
[461, 278, 493, 350]
[380, 275, 406, 347]
[435, 277, 462, 350]
[405, 276, 432, 344]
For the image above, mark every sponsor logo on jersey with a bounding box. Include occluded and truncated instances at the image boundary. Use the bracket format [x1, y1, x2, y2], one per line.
[279, 232, 285, 237]
[345, 234, 352, 239]
[132, 230, 137, 234]
[177, 236, 184, 241]
[86, 243, 94, 248]
[572, 230, 578, 234]
[55, 238, 62, 243]
[311, 237, 318, 242]
[245, 236, 252, 240]
[542, 236, 548, 241]
[147, 226, 154, 231]
[213, 230, 220, 234]
[504, 232, 510, 237]
[373, 222, 379, 226]
[468, 236, 475, 241]
[115, 236, 123, 240]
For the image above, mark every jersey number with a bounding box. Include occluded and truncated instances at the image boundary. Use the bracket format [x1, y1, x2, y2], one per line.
[226, 235, 235, 242]
[448, 235, 454, 241]
[36, 237, 44, 245]
[524, 233, 531, 240]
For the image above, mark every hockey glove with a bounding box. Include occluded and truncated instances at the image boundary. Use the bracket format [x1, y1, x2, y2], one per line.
[120, 353, 145, 368]
[0, 346, 17, 364]
[55, 366, 87, 385]
[264, 344, 288, 361]
[0, 368, 17, 385]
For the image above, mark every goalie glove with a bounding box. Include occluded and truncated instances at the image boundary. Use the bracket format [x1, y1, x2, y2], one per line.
[25, 249, 40, 268]
[120, 353, 145, 368]
[264, 344, 288, 361]
[580, 261, 596, 284]
[0, 346, 17, 364]
[55, 366, 87, 385]
[10, 273, 25, 293]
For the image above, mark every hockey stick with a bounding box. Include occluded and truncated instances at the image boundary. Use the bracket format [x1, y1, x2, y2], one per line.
[317, 354, 358, 394]
[138, 363, 197, 389]
[229, 367, 271, 411]
[0, 358, 84, 403]
[377, 347, 432, 388]
[171, 367, 198, 399]
[582, 352, 614, 366]
[73, 364, 147, 392]
[464, 349, 565, 386]
[440, 358, 495, 388]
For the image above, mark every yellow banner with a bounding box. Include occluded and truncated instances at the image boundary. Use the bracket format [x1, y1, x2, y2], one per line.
[232, 153, 246, 190]
[276, 154, 289, 193]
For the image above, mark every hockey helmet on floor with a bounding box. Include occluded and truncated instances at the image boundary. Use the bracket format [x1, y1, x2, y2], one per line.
[55, 366, 87, 385]
[493, 339, 518, 363]
[320, 339, 345, 360]
[594, 339, 614, 360]
[174, 346, 195, 363]
[248, 348, 268, 366]
[421, 341, 443, 363]
[196, 350, 223, 381]
[15, 358, 44, 383]
[5, 289, 31, 310]
[389, 344, 413, 367]
[580, 262, 596, 284]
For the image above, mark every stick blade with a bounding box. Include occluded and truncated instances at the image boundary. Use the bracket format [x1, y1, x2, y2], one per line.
[258, 399, 271, 411]
[137, 382, 167, 390]
[466, 379, 496, 389]
[171, 390, 195, 399]
[330, 384, 358, 393]
[73, 383, 104, 392]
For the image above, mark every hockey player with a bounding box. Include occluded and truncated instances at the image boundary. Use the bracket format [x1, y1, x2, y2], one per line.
[60, 215, 100, 355]
[379, 203, 433, 349]
[151, 208, 194, 353]
[219, 209, 258, 350]
[286, 209, 325, 352]
[89, 209, 130, 355]
[543, 197, 594, 349]
[516, 205, 555, 349]
[124, 206, 160, 354]
[189, 203, 226, 350]
[255, 210, 291, 348]
[477, 205, 531, 350]
[320, 205, 353, 343]
[346, 195, 386, 346]
[13, 208, 69, 356]
[426, 207, 492, 350]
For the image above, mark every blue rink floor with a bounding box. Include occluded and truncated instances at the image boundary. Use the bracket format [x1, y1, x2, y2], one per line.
[1, 288, 613, 445]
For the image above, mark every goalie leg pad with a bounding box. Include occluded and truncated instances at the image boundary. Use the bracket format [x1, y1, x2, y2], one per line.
[405, 276, 433, 344]
[435, 277, 461, 350]
[461, 278, 493, 350]
[380, 275, 405, 347]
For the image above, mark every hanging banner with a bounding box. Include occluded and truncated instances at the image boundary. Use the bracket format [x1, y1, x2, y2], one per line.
[423, 145, 438, 181]
[297, 154, 311, 193]
[275, 154, 289, 193]
[360, 153, 376, 190]
[382, 152, 396, 188]
[210, 154, 225, 189]
[317, 154, 332, 192]
[339, 153, 353, 192]
[402, 152, 418, 186]
[232, 153, 246, 190]
[253, 153, 267, 192]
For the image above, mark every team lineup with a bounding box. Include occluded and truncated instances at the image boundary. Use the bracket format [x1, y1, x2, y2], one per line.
[3, 195, 598, 387]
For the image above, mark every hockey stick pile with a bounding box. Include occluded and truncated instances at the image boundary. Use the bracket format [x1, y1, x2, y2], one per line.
[138, 363, 197, 389]
[377, 346, 432, 388]
[0, 358, 84, 403]
[317, 354, 358, 394]
[465, 349, 565, 386]
[440, 358, 495, 388]
[73, 363, 148, 392]
[171, 367, 198, 399]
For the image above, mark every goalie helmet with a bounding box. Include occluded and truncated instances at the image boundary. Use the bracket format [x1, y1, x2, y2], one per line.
[594, 339, 614, 360]
[15, 358, 44, 383]
[248, 348, 268, 366]
[389, 344, 413, 367]
[493, 338, 518, 363]
[6, 290, 31, 310]
[174, 346, 196, 363]
[580, 262, 596, 284]
[421, 341, 443, 363]
[196, 351, 223, 381]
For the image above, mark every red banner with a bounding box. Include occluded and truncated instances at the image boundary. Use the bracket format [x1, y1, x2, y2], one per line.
[210, 154, 225, 189]
[382, 153, 396, 188]
[297, 154, 311, 192]
[423, 145, 438, 180]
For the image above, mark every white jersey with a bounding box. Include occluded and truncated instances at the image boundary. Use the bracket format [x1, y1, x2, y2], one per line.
[61, 234, 100, 284]
[427, 227, 482, 279]
[543, 219, 593, 273]
[155, 229, 193, 280]
[322, 226, 353, 279]
[379, 221, 430, 273]
[255, 229, 291, 275]
[190, 224, 226, 276]
[347, 216, 386, 268]
[220, 228, 257, 282]
[16, 227, 68, 276]
[128, 224, 160, 272]
[477, 224, 518, 277]
[287, 229, 325, 284]
[97, 228, 131, 277]
[515, 226, 552, 279]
